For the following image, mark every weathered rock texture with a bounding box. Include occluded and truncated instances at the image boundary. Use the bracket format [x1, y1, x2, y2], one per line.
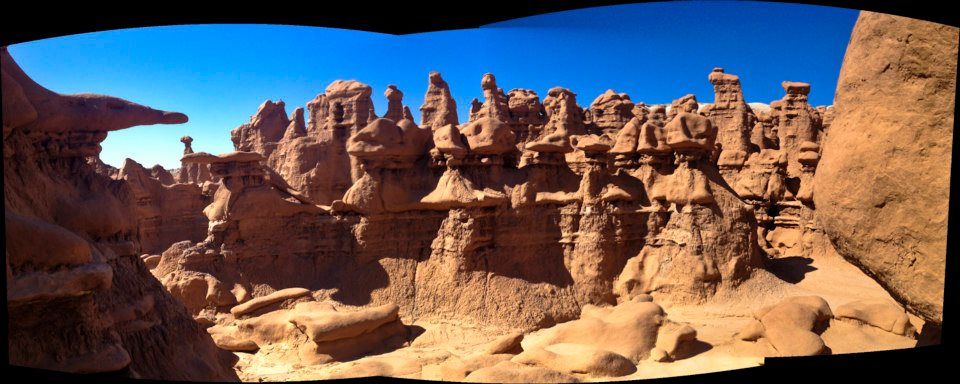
[154, 71, 777, 333]
[814, 12, 957, 325]
[3, 47, 237, 379]
[7, 12, 950, 379]
[118, 158, 209, 255]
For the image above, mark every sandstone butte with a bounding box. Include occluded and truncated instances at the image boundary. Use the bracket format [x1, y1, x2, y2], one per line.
[4, 10, 955, 382]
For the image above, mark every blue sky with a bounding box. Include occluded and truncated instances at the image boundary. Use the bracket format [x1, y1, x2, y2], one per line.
[8, 1, 858, 169]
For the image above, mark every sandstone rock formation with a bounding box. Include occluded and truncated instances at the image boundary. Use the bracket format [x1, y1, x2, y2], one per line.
[420, 71, 459, 130]
[10, 11, 949, 379]
[3, 47, 237, 380]
[178, 135, 214, 185]
[814, 11, 956, 325]
[208, 294, 410, 366]
[153, 70, 780, 338]
[737, 296, 833, 356]
[118, 158, 209, 255]
[522, 296, 700, 365]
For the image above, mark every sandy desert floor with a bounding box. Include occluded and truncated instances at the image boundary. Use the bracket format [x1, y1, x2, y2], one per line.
[231, 246, 920, 382]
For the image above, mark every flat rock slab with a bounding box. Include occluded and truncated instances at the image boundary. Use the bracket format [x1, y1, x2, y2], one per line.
[230, 287, 312, 317]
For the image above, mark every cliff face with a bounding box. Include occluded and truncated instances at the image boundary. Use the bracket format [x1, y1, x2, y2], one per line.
[147, 66, 848, 331]
[117, 158, 210, 255]
[814, 12, 957, 325]
[3, 47, 238, 380]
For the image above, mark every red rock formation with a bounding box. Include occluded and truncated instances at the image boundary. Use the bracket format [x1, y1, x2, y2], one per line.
[420, 71, 459, 130]
[118, 158, 209, 255]
[772, 81, 822, 178]
[508, 88, 547, 156]
[154, 72, 767, 333]
[587, 89, 635, 136]
[231, 100, 289, 158]
[471, 73, 511, 123]
[266, 80, 377, 205]
[149, 164, 176, 185]
[3, 47, 237, 380]
[703, 68, 757, 170]
[177, 135, 213, 185]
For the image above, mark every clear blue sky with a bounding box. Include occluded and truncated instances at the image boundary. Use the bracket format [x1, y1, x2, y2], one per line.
[8, 1, 858, 169]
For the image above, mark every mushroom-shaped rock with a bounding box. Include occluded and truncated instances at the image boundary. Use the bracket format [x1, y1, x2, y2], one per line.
[180, 151, 220, 165]
[525, 134, 573, 153]
[664, 111, 716, 152]
[782, 81, 811, 95]
[347, 118, 405, 157]
[460, 117, 516, 155]
[432, 124, 469, 157]
[212, 151, 266, 164]
[384, 85, 404, 122]
[346, 118, 431, 166]
[181, 135, 195, 154]
[571, 134, 613, 154]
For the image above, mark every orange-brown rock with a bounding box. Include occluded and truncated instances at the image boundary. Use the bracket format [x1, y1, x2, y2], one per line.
[814, 11, 956, 325]
[3, 47, 237, 380]
[177, 135, 214, 185]
[587, 89, 635, 136]
[420, 71, 459, 130]
[154, 72, 769, 334]
[737, 296, 833, 356]
[703, 68, 757, 170]
[118, 158, 209, 254]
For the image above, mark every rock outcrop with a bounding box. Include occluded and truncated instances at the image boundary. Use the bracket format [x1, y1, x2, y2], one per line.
[814, 11, 956, 325]
[208, 294, 410, 366]
[3, 47, 237, 380]
[7, 10, 950, 380]
[154, 72, 770, 334]
[117, 158, 209, 255]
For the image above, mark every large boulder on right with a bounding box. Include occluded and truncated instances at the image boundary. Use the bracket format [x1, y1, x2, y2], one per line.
[814, 11, 957, 325]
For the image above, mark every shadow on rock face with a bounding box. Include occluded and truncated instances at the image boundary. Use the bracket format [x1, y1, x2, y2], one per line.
[916, 322, 941, 347]
[672, 339, 714, 361]
[765, 256, 816, 284]
[406, 324, 428, 344]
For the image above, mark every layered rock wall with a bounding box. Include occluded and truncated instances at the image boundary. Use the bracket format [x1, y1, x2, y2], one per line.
[3, 47, 237, 380]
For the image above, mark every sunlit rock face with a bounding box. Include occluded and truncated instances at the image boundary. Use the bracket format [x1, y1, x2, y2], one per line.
[7, 8, 951, 380]
[3, 47, 238, 380]
[814, 11, 957, 325]
[152, 70, 799, 333]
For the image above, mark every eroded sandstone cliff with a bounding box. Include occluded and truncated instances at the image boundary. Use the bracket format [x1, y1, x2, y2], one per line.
[3, 47, 238, 380]
[151, 63, 848, 334]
